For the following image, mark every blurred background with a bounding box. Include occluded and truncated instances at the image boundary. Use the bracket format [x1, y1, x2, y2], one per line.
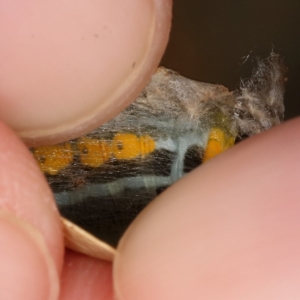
[161, 0, 300, 120]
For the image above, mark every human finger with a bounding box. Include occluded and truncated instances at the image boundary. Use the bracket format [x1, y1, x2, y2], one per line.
[0, 0, 172, 146]
[0, 121, 64, 299]
[59, 250, 113, 300]
[114, 117, 300, 299]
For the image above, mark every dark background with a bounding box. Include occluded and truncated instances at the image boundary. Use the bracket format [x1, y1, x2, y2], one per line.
[161, 0, 300, 120]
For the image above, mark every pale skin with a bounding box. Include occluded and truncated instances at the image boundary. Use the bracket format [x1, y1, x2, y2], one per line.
[0, 1, 300, 299]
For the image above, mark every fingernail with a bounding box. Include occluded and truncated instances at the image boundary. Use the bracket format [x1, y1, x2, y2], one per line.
[0, 210, 59, 300]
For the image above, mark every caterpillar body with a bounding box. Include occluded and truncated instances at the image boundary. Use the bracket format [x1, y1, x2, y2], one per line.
[32, 54, 285, 246]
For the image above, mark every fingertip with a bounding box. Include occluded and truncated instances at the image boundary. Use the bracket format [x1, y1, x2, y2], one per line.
[0, 211, 59, 300]
[60, 250, 113, 300]
[0, 121, 64, 272]
[114, 118, 300, 299]
[0, 0, 172, 145]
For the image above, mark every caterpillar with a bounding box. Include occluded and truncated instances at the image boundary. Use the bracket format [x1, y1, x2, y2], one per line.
[31, 53, 286, 246]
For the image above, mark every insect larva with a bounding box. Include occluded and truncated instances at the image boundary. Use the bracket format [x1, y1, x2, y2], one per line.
[32, 53, 286, 260]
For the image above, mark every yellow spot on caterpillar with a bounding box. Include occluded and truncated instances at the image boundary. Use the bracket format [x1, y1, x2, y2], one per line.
[32, 133, 156, 173]
[112, 133, 155, 160]
[203, 128, 235, 162]
[32, 143, 73, 175]
[139, 135, 156, 156]
[77, 137, 110, 167]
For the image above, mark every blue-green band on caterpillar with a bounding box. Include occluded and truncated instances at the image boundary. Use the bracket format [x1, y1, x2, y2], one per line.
[31, 53, 286, 246]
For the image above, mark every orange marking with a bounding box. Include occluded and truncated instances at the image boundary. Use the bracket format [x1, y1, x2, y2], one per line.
[112, 133, 156, 160]
[32, 143, 73, 175]
[77, 137, 110, 167]
[32, 133, 157, 173]
[203, 128, 235, 162]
